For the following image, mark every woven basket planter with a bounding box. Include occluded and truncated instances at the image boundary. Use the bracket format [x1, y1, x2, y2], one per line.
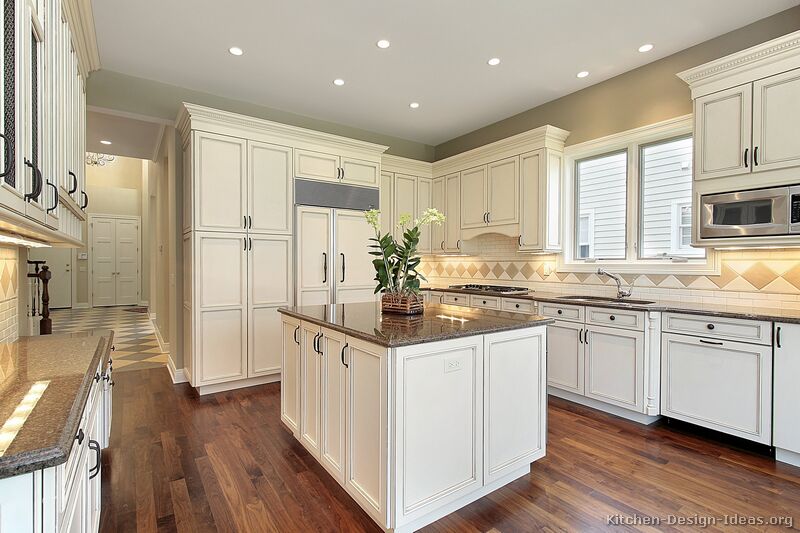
[380, 292, 424, 315]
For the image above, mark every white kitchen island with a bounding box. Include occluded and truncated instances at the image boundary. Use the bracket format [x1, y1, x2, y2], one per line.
[279, 301, 552, 533]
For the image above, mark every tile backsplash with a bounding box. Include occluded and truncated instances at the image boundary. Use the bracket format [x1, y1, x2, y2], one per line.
[422, 234, 800, 310]
[0, 246, 18, 342]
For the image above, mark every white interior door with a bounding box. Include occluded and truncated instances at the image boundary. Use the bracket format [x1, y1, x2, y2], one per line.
[335, 209, 376, 304]
[297, 206, 332, 306]
[28, 247, 72, 308]
[91, 218, 116, 307]
[115, 219, 139, 305]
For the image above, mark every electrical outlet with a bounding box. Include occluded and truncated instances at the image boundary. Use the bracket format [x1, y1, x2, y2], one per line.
[444, 357, 462, 373]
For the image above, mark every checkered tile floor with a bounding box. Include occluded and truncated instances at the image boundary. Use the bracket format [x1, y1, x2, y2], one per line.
[51, 307, 168, 372]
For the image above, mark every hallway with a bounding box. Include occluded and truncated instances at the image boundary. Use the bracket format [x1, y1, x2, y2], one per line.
[52, 307, 168, 371]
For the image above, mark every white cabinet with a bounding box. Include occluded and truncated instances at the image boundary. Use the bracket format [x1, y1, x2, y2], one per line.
[546, 320, 585, 395]
[248, 140, 292, 234]
[417, 178, 432, 253]
[393, 174, 416, 240]
[334, 209, 376, 304]
[296, 206, 332, 306]
[584, 325, 645, 412]
[774, 323, 800, 466]
[519, 149, 562, 252]
[460, 157, 519, 230]
[295, 149, 379, 187]
[752, 69, 800, 172]
[321, 328, 347, 483]
[379, 171, 434, 253]
[193, 131, 248, 232]
[694, 84, 752, 181]
[444, 173, 461, 252]
[431, 177, 445, 252]
[460, 165, 487, 229]
[281, 316, 302, 436]
[379, 172, 393, 236]
[661, 332, 772, 444]
[300, 322, 323, 457]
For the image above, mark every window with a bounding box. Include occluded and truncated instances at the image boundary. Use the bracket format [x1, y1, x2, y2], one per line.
[640, 136, 704, 258]
[562, 116, 716, 274]
[574, 150, 627, 259]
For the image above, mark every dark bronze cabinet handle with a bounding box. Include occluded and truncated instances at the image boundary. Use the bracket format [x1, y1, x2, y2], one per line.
[68, 171, 78, 193]
[341, 343, 349, 368]
[744, 148, 749, 168]
[46, 181, 58, 212]
[94, 373, 100, 383]
[88, 440, 101, 479]
[24, 159, 37, 201]
[518, 235, 522, 247]
[579, 329, 583, 343]
[753, 146, 759, 166]
[776, 326, 782, 348]
[322, 253, 328, 283]
[75, 428, 85, 445]
[317, 333, 324, 355]
[699, 339, 723, 346]
[293, 325, 300, 345]
[340, 253, 346, 283]
[80, 191, 88, 210]
[0, 132, 10, 178]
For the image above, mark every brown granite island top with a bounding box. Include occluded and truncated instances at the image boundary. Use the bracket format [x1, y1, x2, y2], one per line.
[0, 330, 114, 479]
[278, 301, 553, 348]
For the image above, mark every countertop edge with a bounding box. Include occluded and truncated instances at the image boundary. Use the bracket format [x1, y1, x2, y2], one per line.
[0, 332, 115, 480]
[278, 308, 553, 348]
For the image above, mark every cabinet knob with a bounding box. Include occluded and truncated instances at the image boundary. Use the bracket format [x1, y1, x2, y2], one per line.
[557, 309, 563, 315]
[515, 304, 520, 309]
[610, 315, 615, 321]
[707, 323, 715, 330]
[482, 300, 487, 304]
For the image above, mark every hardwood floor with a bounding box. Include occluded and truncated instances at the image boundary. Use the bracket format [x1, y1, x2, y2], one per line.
[101, 367, 800, 532]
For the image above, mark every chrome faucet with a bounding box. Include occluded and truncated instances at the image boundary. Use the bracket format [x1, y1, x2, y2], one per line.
[597, 268, 632, 299]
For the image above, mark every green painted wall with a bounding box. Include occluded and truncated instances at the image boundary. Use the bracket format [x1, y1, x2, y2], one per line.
[434, 6, 800, 160]
[86, 70, 436, 162]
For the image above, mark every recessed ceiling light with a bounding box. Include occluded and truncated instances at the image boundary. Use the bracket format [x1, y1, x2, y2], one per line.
[638, 43, 654, 53]
[333, 78, 345, 86]
[487, 57, 501, 66]
[409, 102, 420, 109]
[576, 71, 589, 78]
[228, 46, 244, 56]
[376, 39, 391, 49]
[100, 140, 112, 145]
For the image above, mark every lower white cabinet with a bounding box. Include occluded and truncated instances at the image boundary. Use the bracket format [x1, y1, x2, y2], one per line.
[299, 322, 323, 456]
[546, 320, 585, 395]
[321, 329, 347, 483]
[281, 316, 302, 435]
[773, 323, 800, 465]
[584, 325, 645, 413]
[661, 332, 772, 444]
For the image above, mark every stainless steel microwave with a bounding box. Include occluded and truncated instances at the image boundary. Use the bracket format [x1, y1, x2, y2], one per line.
[700, 185, 800, 238]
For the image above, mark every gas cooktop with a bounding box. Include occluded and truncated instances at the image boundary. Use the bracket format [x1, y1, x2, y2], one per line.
[448, 284, 531, 295]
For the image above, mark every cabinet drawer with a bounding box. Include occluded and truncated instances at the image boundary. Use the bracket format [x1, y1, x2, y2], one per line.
[662, 312, 771, 345]
[502, 298, 536, 314]
[539, 302, 584, 322]
[586, 307, 645, 331]
[441, 292, 468, 306]
[469, 295, 499, 309]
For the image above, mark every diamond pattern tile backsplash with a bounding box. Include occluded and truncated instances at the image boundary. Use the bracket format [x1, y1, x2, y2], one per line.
[421, 234, 800, 310]
[0, 246, 18, 342]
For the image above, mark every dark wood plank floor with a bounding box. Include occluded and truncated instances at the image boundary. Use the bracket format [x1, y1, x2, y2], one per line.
[101, 367, 800, 532]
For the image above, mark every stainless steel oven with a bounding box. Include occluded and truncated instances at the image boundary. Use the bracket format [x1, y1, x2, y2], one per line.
[700, 186, 799, 238]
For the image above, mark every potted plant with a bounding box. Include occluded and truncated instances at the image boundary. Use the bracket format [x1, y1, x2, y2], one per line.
[365, 208, 445, 314]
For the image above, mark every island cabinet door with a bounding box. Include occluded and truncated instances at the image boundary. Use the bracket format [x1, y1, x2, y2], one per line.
[774, 323, 800, 458]
[320, 328, 347, 483]
[584, 325, 645, 413]
[344, 337, 389, 528]
[483, 328, 546, 485]
[546, 320, 585, 395]
[300, 322, 323, 457]
[393, 336, 483, 528]
[281, 316, 302, 436]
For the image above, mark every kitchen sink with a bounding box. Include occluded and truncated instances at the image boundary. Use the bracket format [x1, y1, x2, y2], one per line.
[555, 295, 656, 305]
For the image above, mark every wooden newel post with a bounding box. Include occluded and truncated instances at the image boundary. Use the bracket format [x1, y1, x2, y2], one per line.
[27, 265, 52, 335]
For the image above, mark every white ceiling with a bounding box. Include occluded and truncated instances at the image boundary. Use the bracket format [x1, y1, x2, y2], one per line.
[92, 0, 799, 146]
[87, 109, 165, 160]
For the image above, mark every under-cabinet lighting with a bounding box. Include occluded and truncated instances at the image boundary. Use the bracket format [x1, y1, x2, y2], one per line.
[0, 381, 49, 456]
[99, 140, 112, 145]
[0, 232, 50, 248]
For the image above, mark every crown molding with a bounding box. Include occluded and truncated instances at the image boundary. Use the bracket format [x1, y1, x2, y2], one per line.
[677, 30, 800, 91]
[381, 154, 433, 177]
[432, 125, 570, 177]
[564, 114, 692, 158]
[62, 0, 101, 77]
[177, 102, 389, 157]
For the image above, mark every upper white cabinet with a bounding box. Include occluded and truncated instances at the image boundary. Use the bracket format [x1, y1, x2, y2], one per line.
[460, 165, 487, 229]
[752, 69, 800, 172]
[459, 159, 519, 229]
[393, 174, 416, 240]
[416, 177, 432, 252]
[249, 141, 292, 234]
[519, 149, 562, 252]
[193, 131, 248, 232]
[296, 149, 380, 187]
[431, 177, 445, 252]
[444, 172, 461, 252]
[694, 84, 752, 181]
[379, 155, 435, 254]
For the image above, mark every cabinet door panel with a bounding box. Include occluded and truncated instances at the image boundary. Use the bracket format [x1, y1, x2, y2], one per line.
[694, 84, 752, 180]
[342, 157, 379, 187]
[295, 149, 339, 182]
[417, 178, 432, 253]
[773, 323, 800, 454]
[460, 166, 487, 229]
[198, 308, 246, 383]
[198, 234, 246, 307]
[444, 174, 461, 252]
[393, 174, 416, 242]
[585, 325, 644, 412]
[487, 157, 518, 226]
[335, 209, 376, 303]
[249, 235, 292, 306]
[195, 132, 247, 231]
[321, 329, 347, 482]
[519, 150, 542, 249]
[300, 324, 322, 456]
[249, 141, 292, 233]
[296, 207, 331, 306]
[752, 69, 800, 172]
[249, 307, 282, 377]
[546, 321, 584, 394]
[431, 178, 445, 252]
[281, 318, 302, 435]
[379, 172, 393, 236]
[661, 333, 772, 444]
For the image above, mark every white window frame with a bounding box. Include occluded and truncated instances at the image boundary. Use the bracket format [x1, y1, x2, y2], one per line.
[559, 115, 720, 275]
[670, 201, 693, 255]
[577, 211, 595, 259]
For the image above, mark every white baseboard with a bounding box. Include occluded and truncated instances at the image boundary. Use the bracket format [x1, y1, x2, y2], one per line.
[138, 300, 149, 307]
[149, 312, 156, 321]
[167, 355, 188, 384]
[548, 387, 662, 425]
[73, 302, 90, 309]
[195, 374, 280, 396]
[151, 318, 170, 353]
[776, 448, 800, 468]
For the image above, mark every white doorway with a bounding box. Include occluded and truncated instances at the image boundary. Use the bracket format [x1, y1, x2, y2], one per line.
[27, 247, 74, 309]
[89, 214, 141, 307]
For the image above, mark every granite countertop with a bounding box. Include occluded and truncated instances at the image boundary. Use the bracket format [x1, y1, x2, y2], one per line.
[425, 286, 800, 324]
[278, 302, 552, 348]
[0, 330, 114, 479]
